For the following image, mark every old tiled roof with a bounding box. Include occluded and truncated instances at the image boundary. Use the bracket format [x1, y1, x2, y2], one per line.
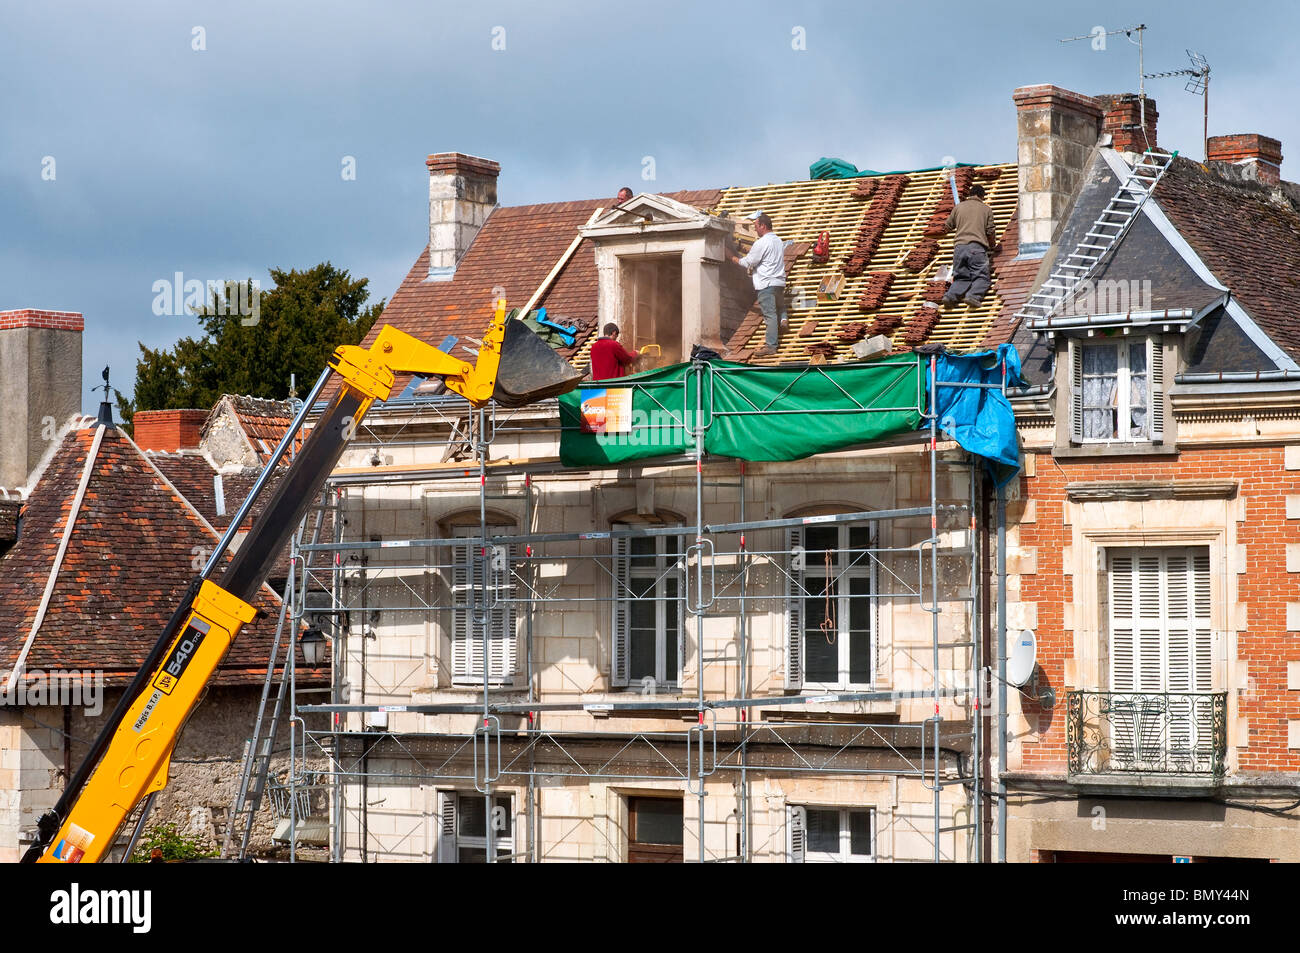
[1155, 156, 1300, 364]
[149, 452, 261, 530]
[717, 164, 1023, 362]
[204, 394, 305, 464]
[0, 424, 324, 686]
[358, 172, 1027, 385]
[370, 190, 723, 370]
[0, 498, 19, 547]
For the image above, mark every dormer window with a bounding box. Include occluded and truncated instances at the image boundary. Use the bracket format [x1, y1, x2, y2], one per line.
[1065, 336, 1167, 447]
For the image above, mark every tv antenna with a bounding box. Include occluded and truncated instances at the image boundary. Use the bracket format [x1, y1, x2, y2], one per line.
[1145, 50, 1211, 161]
[1060, 25, 1153, 151]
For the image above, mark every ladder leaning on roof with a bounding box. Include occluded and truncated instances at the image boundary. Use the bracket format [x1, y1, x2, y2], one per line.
[1016, 149, 1178, 327]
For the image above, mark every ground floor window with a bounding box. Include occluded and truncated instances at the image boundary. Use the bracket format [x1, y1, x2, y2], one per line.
[788, 805, 875, 862]
[436, 791, 513, 862]
[628, 796, 683, 863]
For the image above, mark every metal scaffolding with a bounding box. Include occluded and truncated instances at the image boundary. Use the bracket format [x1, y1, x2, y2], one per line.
[252, 355, 1002, 863]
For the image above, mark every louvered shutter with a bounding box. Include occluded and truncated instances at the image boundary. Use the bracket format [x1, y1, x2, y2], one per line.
[785, 526, 805, 691]
[450, 541, 472, 680]
[1165, 552, 1194, 762]
[1148, 338, 1165, 442]
[487, 544, 517, 683]
[1191, 550, 1214, 766]
[611, 535, 630, 687]
[1108, 552, 1139, 764]
[437, 792, 457, 863]
[1069, 338, 1084, 443]
[787, 805, 806, 863]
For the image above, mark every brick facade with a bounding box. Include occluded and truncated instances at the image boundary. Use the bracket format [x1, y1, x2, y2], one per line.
[0, 309, 84, 332]
[1014, 446, 1299, 774]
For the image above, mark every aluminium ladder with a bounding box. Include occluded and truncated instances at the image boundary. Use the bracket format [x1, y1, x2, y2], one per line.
[1015, 150, 1178, 326]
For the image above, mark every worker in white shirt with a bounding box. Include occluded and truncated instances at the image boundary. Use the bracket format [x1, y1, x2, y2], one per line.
[730, 211, 788, 357]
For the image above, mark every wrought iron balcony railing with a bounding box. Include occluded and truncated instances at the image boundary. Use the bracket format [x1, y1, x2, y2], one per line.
[1066, 691, 1227, 777]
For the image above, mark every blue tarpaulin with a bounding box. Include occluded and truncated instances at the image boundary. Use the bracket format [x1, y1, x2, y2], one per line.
[927, 344, 1024, 487]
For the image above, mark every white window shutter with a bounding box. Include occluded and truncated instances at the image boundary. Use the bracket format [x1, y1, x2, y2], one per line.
[450, 541, 471, 680]
[787, 805, 806, 863]
[785, 526, 804, 691]
[611, 535, 630, 687]
[1068, 338, 1084, 443]
[1148, 337, 1165, 442]
[1136, 553, 1163, 693]
[487, 544, 517, 683]
[437, 792, 457, 863]
[1108, 553, 1135, 691]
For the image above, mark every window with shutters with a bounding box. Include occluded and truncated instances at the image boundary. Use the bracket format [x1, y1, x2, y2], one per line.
[449, 524, 517, 686]
[611, 529, 685, 691]
[1107, 547, 1214, 767]
[787, 805, 875, 863]
[785, 522, 876, 690]
[435, 792, 513, 863]
[1066, 337, 1166, 444]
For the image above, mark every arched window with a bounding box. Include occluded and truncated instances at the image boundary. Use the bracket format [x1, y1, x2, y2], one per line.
[785, 517, 876, 690]
[611, 519, 686, 690]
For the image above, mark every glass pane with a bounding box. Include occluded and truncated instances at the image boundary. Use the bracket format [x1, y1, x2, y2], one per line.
[849, 577, 872, 683]
[1128, 341, 1149, 439]
[805, 526, 836, 557]
[630, 536, 655, 558]
[849, 811, 873, 855]
[458, 847, 486, 863]
[1082, 345, 1119, 439]
[458, 796, 486, 837]
[806, 809, 839, 853]
[665, 577, 679, 680]
[629, 627, 656, 681]
[848, 525, 871, 564]
[492, 796, 512, 838]
[630, 798, 683, 845]
[803, 578, 838, 683]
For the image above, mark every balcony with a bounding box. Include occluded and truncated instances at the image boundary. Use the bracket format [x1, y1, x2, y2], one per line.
[1066, 691, 1227, 778]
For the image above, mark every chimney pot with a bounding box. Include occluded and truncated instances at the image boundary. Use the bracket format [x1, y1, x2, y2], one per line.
[131, 408, 209, 452]
[0, 309, 83, 488]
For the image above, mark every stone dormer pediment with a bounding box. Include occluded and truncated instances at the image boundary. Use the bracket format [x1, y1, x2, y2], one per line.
[581, 193, 733, 241]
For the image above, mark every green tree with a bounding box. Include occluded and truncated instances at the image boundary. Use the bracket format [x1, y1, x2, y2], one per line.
[117, 263, 383, 430]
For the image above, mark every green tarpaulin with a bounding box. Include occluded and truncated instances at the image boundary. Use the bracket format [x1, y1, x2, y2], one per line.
[558, 357, 924, 467]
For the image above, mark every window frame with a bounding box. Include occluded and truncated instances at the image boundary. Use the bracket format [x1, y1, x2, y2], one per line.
[448, 523, 517, 687]
[785, 520, 878, 691]
[1067, 335, 1165, 446]
[435, 791, 515, 863]
[788, 805, 876, 863]
[612, 528, 686, 691]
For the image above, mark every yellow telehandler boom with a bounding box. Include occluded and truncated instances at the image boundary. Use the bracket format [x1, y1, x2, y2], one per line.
[24, 301, 581, 863]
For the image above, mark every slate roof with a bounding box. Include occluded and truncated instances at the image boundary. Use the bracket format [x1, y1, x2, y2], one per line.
[1010, 150, 1300, 385]
[1155, 156, 1300, 365]
[0, 423, 325, 687]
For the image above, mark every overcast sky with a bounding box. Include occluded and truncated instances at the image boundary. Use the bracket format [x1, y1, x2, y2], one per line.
[2, 0, 1295, 412]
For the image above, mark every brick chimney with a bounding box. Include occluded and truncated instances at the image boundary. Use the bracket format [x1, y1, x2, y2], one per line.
[1207, 134, 1283, 185]
[426, 153, 500, 281]
[132, 408, 209, 452]
[0, 310, 82, 488]
[1013, 85, 1104, 256]
[1096, 94, 1158, 154]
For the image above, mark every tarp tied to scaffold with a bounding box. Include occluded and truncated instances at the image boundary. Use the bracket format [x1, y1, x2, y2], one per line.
[558, 357, 926, 467]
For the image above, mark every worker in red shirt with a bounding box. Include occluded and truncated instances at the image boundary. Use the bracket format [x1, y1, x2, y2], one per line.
[590, 323, 640, 380]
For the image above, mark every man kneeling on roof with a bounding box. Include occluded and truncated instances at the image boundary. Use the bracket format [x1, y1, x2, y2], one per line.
[941, 184, 1002, 307]
[730, 211, 788, 358]
[590, 323, 640, 380]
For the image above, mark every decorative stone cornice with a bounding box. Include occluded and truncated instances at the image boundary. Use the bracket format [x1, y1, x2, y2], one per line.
[1066, 479, 1238, 502]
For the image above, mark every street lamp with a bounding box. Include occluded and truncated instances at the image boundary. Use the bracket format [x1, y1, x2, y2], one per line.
[299, 626, 327, 668]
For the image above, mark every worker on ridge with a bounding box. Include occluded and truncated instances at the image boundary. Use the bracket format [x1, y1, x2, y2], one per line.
[590, 322, 640, 380]
[616, 186, 634, 205]
[730, 211, 788, 357]
[941, 184, 1001, 307]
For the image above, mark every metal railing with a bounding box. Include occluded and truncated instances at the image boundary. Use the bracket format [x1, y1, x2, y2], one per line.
[1067, 690, 1226, 777]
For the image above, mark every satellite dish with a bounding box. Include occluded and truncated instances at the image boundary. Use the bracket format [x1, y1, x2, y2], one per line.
[1008, 629, 1037, 687]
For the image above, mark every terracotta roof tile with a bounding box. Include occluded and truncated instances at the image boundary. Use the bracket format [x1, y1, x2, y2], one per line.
[0, 426, 324, 687]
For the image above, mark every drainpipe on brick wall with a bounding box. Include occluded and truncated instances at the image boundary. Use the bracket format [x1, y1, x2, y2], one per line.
[996, 484, 1008, 864]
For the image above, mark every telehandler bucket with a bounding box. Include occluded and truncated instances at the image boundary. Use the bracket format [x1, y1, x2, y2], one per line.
[491, 317, 586, 407]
